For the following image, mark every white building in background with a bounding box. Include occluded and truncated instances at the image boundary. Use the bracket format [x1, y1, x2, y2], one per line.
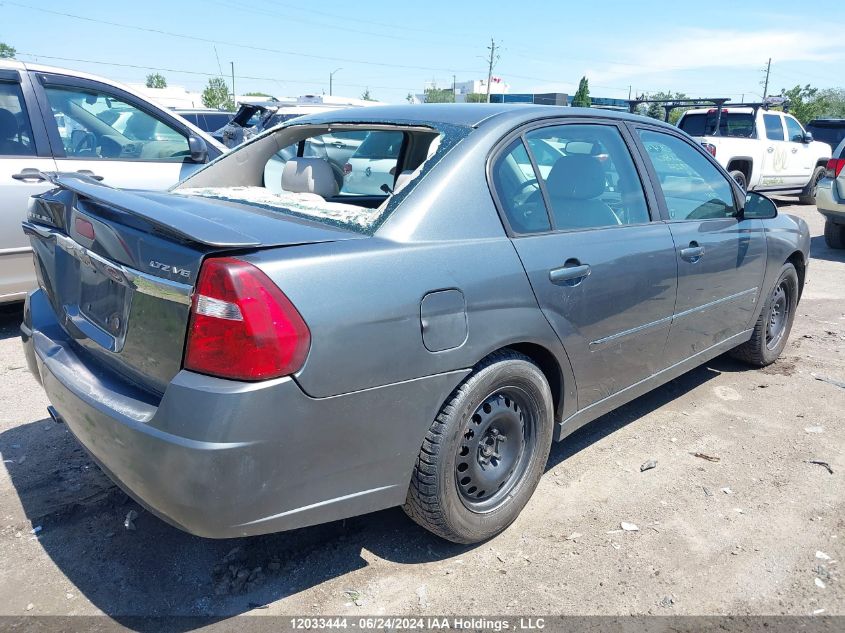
[417, 77, 510, 103]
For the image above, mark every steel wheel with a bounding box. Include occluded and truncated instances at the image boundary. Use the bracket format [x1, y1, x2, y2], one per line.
[455, 389, 536, 513]
[765, 280, 790, 350]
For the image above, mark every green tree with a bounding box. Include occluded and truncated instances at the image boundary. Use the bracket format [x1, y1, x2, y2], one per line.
[406, 92, 414, 103]
[642, 91, 690, 124]
[817, 88, 845, 118]
[361, 88, 376, 101]
[145, 73, 167, 89]
[464, 93, 487, 103]
[572, 76, 590, 108]
[202, 77, 234, 111]
[423, 83, 454, 103]
[0, 42, 15, 59]
[779, 84, 829, 124]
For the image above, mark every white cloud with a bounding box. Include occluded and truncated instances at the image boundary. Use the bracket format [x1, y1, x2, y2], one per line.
[585, 28, 844, 85]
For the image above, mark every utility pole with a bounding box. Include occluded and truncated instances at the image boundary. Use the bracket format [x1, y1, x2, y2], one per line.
[485, 37, 499, 104]
[230, 61, 235, 103]
[329, 67, 342, 96]
[761, 58, 771, 99]
[452, 74, 456, 103]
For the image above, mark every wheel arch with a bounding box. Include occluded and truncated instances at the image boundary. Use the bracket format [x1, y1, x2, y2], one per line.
[786, 250, 806, 301]
[727, 157, 753, 181]
[493, 342, 567, 422]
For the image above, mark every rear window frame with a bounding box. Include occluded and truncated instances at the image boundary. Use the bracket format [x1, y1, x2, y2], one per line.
[172, 120, 470, 236]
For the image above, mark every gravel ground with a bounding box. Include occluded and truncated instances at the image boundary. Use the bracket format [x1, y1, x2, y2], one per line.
[0, 201, 841, 619]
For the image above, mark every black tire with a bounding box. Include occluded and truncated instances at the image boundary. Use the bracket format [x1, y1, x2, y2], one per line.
[730, 263, 799, 366]
[824, 219, 845, 249]
[729, 170, 748, 191]
[403, 349, 554, 544]
[798, 166, 825, 204]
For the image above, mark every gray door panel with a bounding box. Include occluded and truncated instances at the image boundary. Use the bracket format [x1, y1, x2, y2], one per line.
[663, 218, 767, 363]
[512, 224, 678, 407]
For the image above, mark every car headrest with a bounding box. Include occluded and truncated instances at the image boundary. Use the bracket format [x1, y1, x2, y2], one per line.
[281, 158, 339, 198]
[0, 108, 18, 140]
[545, 154, 606, 200]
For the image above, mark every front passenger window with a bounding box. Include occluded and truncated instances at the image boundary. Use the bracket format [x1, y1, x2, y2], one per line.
[44, 86, 190, 161]
[638, 130, 737, 221]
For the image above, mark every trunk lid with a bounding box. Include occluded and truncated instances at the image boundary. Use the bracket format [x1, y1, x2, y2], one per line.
[25, 174, 364, 395]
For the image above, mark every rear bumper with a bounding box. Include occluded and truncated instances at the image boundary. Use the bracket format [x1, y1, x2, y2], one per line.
[21, 289, 466, 538]
[816, 177, 845, 223]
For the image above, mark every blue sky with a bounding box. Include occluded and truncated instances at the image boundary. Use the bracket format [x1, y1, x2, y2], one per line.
[4, 0, 843, 103]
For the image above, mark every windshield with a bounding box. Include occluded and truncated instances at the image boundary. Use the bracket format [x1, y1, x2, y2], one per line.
[679, 112, 755, 138]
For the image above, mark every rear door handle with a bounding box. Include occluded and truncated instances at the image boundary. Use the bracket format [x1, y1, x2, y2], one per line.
[12, 168, 46, 182]
[679, 242, 705, 263]
[549, 262, 591, 286]
[75, 170, 104, 181]
[766, 147, 774, 153]
[791, 148, 798, 153]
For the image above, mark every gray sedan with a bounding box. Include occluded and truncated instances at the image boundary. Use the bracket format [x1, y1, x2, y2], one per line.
[20, 104, 810, 544]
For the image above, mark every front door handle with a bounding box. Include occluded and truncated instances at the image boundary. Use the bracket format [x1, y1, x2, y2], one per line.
[679, 241, 705, 263]
[75, 170, 104, 181]
[12, 168, 46, 183]
[767, 146, 774, 153]
[791, 148, 798, 153]
[549, 262, 591, 286]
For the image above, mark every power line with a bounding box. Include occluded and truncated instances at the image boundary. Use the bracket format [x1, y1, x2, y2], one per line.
[6, 2, 485, 76]
[15, 52, 420, 92]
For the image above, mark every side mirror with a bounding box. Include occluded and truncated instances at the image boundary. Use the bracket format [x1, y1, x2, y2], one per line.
[741, 191, 778, 220]
[188, 135, 208, 163]
[803, 132, 814, 143]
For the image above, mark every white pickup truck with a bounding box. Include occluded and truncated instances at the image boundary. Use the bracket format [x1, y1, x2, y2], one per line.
[676, 106, 832, 203]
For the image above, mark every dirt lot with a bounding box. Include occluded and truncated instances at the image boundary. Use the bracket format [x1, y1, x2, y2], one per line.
[0, 201, 841, 620]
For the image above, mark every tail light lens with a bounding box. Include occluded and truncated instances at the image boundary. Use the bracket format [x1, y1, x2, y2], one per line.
[825, 158, 844, 179]
[702, 143, 717, 157]
[184, 257, 310, 381]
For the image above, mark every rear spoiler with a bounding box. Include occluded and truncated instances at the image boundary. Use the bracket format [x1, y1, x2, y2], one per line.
[38, 172, 262, 248]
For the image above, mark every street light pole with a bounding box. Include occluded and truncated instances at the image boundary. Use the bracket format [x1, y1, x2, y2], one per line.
[330, 68, 342, 96]
[230, 61, 235, 103]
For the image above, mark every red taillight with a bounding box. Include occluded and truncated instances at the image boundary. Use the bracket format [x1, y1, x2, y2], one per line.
[343, 163, 352, 175]
[702, 143, 717, 157]
[184, 257, 310, 381]
[74, 217, 95, 240]
[825, 158, 844, 178]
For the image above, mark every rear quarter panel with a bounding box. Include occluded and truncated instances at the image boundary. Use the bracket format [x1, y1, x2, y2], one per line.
[243, 120, 577, 420]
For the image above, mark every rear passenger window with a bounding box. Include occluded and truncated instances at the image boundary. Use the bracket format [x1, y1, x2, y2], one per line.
[638, 129, 737, 221]
[764, 114, 785, 141]
[0, 81, 35, 156]
[525, 124, 650, 230]
[491, 138, 551, 234]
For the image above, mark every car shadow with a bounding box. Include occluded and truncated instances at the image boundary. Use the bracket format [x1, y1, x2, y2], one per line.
[0, 354, 746, 625]
[546, 357, 730, 469]
[0, 302, 23, 341]
[810, 235, 845, 263]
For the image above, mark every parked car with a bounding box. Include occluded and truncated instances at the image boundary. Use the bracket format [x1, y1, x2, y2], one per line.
[21, 104, 809, 544]
[676, 106, 831, 201]
[816, 136, 845, 248]
[341, 129, 404, 195]
[220, 98, 351, 149]
[806, 118, 845, 151]
[0, 60, 225, 304]
[172, 108, 233, 143]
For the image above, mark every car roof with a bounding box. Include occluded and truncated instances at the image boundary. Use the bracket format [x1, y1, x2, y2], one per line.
[288, 103, 675, 130]
[0, 59, 226, 152]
